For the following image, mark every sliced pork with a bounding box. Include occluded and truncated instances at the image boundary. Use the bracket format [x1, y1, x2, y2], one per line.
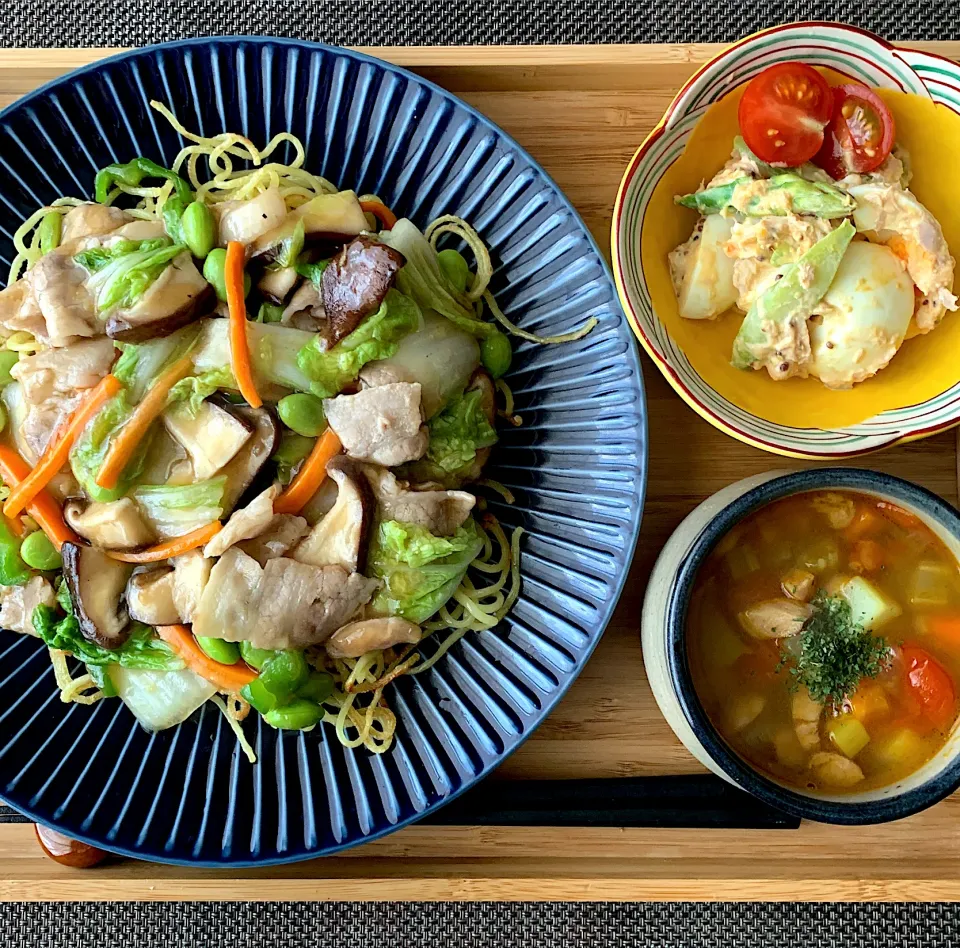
[0, 576, 56, 636]
[324, 382, 428, 467]
[192, 547, 379, 650]
[11, 337, 115, 404]
[363, 464, 476, 536]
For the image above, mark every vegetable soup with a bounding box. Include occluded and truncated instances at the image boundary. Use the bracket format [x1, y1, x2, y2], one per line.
[687, 490, 960, 794]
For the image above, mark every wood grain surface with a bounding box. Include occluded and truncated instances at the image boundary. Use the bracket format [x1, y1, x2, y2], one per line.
[1, 42, 960, 902]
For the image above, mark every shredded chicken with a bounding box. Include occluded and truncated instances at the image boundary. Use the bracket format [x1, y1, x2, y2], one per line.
[792, 689, 823, 752]
[809, 751, 865, 788]
[781, 568, 816, 602]
[724, 693, 766, 733]
[811, 492, 856, 530]
[738, 599, 812, 640]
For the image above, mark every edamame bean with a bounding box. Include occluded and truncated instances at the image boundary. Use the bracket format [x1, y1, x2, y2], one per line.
[264, 699, 325, 731]
[239, 641, 276, 670]
[258, 650, 309, 695]
[0, 350, 19, 387]
[19, 531, 62, 570]
[37, 212, 61, 255]
[278, 394, 327, 437]
[437, 248, 470, 293]
[241, 678, 281, 715]
[240, 650, 310, 714]
[203, 248, 229, 301]
[180, 201, 216, 259]
[196, 636, 240, 665]
[203, 248, 250, 302]
[298, 672, 335, 704]
[0, 403, 6, 434]
[480, 330, 512, 379]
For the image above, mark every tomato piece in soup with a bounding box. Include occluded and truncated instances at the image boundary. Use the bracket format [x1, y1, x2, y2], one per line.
[901, 645, 957, 729]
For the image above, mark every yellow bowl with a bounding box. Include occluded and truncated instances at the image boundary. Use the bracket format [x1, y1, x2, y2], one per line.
[611, 22, 960, 458]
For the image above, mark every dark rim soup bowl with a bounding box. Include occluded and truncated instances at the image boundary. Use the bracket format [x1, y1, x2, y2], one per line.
[642, 468, 960, 825]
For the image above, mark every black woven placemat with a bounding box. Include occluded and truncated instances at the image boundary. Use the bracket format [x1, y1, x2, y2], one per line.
[0, 0, 953, 46]
[0, 1, 955, 940]
[4, 901, 960, 947]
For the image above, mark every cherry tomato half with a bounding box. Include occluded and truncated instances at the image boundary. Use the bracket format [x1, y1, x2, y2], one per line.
[738, 63, 834, 166]
[813, 83, 895, 179]
[901, 645, 957, 730]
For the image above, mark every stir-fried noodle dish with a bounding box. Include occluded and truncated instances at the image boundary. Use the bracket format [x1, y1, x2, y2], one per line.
[0, 103, 595, 757]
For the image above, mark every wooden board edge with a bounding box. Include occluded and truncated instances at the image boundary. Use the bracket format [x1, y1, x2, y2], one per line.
[0, 42, 956, 71]
[2, 877, 960, 902]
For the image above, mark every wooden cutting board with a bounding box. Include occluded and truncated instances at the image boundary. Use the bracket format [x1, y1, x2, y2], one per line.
[1, 42, 960, 901]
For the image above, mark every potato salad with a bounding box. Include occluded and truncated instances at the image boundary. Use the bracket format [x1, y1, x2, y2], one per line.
[669, 63, 957, 389]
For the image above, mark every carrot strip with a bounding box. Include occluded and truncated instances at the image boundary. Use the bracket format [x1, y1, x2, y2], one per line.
[3, 375, 122, 519]
[359, 199, 398, 230]
[106, 522, 222, 563]
[95, 356, 193, 490]
[225, 240, 261, 409]
[155, 624, 257, 692]
[274, 428, 342, 515]
[0, 446, 79, 551]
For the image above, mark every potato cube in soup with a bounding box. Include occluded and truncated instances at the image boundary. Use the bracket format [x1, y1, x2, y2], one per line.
[909, 561, 957, 609]
[838, 576, 901, 631]
[827, 715, 870, 759]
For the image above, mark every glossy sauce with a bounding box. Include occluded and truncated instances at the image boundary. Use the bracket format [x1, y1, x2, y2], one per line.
[687, 490, 960, 794]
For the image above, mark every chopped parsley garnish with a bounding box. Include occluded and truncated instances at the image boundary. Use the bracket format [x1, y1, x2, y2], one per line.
[778, 591, 890, 708]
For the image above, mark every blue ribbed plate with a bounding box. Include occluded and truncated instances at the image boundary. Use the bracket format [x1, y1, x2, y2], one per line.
[0, 38, 646, 865]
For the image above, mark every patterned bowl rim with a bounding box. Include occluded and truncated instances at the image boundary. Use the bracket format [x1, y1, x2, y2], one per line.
[0, 36, 648, 866]
[610, 21, 960, 460]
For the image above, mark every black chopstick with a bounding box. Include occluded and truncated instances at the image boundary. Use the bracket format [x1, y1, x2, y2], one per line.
[420, 774, 800, 829]
[0, 775, 799, 831]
